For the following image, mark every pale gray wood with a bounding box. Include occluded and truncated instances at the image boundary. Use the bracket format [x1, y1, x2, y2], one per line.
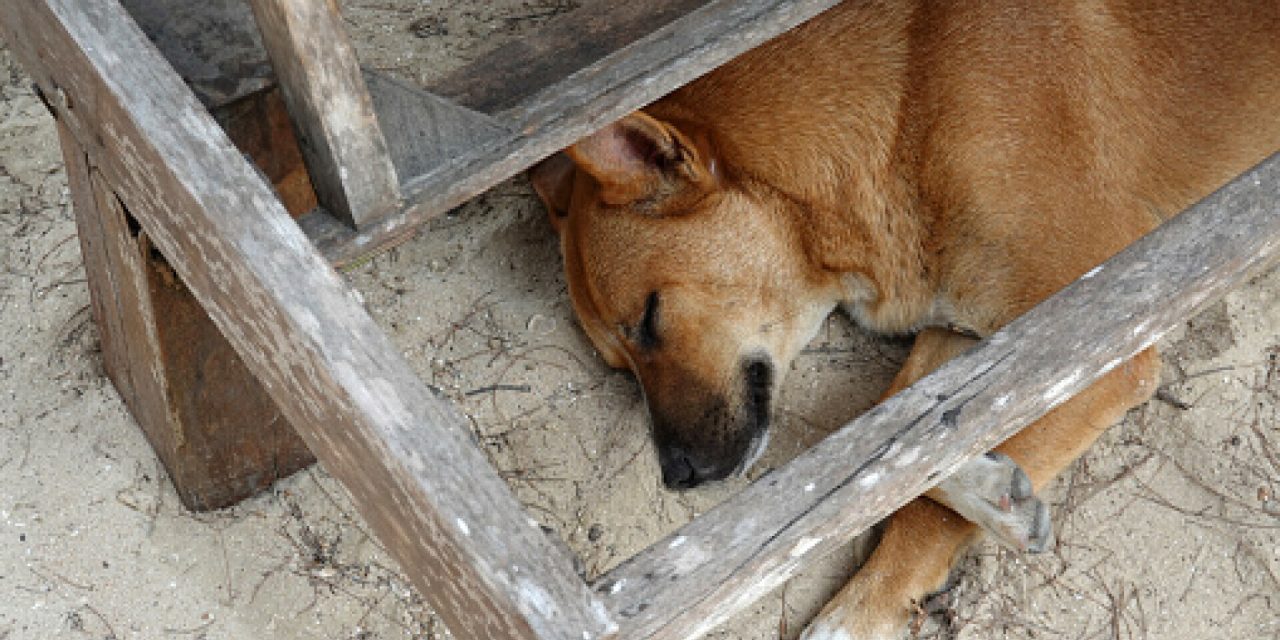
[247, 0, 401, 229]
[281, 71, 513, 265]
[596, 154, 1280, 640]
[0, 1, 616, 639]
[430, 0, 711, 113]
[364, 71, 509, 192]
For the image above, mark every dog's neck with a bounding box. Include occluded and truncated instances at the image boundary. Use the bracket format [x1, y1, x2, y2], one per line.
[654, 2, 939, 334]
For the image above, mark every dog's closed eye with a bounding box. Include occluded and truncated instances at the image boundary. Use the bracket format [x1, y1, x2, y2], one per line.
[635, 291, 661, 349]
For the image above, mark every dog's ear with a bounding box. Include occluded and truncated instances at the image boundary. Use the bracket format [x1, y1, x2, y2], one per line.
[567, 111, 717, 206]
[530, 152, 575, 233]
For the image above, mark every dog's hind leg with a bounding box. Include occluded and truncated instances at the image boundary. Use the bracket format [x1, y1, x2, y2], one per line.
[801, 329, 1160, 640]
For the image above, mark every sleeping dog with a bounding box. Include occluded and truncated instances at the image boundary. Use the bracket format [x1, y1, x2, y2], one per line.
[531, 1, 1280, 637]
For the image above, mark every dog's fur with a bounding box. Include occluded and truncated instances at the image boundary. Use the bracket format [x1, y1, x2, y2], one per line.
[531, 1, 1280, 637]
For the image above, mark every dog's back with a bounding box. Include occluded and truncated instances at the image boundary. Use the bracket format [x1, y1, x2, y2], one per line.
[655, 0, 1280, 329]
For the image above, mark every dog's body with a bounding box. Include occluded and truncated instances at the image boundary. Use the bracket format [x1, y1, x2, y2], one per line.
[532, 1, 1280, 637]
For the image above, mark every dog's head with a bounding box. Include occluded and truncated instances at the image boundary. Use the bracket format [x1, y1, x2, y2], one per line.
[532, 112, 840, 489]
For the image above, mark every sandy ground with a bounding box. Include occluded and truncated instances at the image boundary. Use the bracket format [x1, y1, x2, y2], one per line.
[2, 4, 1278, 639]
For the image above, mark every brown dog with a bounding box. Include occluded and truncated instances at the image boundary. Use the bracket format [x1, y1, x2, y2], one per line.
[532, 1, 1280, 637]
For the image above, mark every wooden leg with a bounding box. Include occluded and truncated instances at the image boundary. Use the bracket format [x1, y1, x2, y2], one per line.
[59, 121, 314, 511]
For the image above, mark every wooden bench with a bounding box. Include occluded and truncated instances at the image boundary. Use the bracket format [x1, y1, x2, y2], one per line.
[2, 1, 1276, 638]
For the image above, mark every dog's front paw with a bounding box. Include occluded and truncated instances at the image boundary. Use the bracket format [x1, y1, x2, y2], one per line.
[931, 452, 1051, 553]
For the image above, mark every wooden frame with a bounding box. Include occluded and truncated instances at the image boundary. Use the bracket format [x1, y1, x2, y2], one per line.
[2, 1, 1277, 639]
[246, 0, 400, 228]
[58, 119, 315, 511]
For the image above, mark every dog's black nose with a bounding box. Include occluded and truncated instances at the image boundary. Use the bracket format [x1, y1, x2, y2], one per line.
[743, 357, 772, 402]
[658, 446, 705, 489]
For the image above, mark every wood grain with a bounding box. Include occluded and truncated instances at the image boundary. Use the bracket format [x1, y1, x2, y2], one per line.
[59, 120, 135, 407]
[595, 154, 1280, 640]
[118, 0, 272, 109]
[430, 0, 710, 113]
[363, 71, 508, 193]
[0, 1, 615, 638]
[247, 0, 400, 229]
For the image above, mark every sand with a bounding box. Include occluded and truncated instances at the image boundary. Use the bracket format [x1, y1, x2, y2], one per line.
[1, 4, 1277, 639]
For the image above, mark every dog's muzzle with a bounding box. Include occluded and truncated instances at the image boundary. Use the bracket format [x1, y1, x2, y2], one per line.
[656, 356, 774, 489]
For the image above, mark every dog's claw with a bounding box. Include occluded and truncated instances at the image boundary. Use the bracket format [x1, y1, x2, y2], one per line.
[1027, 500, 1052, 553]
[1008, 458, 1034, 501]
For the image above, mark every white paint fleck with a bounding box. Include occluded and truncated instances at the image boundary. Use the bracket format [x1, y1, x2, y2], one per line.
[883, 440, 903, 458]
[804, 482, 816, 492]
[515, 578, 555, 619]
[591, 599, 619, 634]
[1045, 371, 1082, 404]
[893, 446, 922, 468]
[455, 517, 470, 537]
[858, 471, 882, 489]
[609, 579, 626, 595]
[993, 394, 1010, 409]
[790, 536, 822, 558]
[668, 535, 687, 549]
[1131, 320, 1152, 337]
[669, 539, 712, 575]
[1082, 265, 1102, 279]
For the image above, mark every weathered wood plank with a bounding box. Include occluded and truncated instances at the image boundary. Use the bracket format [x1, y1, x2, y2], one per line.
[596, 154, 1280, 640]
[430, 0, 710, 114]
[294, 0, 845, 266]
[364, 71, 509, 190]
[84, 168, 316, 511]
[0, 1, 615, 639]
[247, 0, 400, 229]
[85, 170, 177, 492]
[61, 15, 315, 514]
[59, 120, 133, 406]
[300, 72, 510, 266]
[117, 0, 507, 198]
